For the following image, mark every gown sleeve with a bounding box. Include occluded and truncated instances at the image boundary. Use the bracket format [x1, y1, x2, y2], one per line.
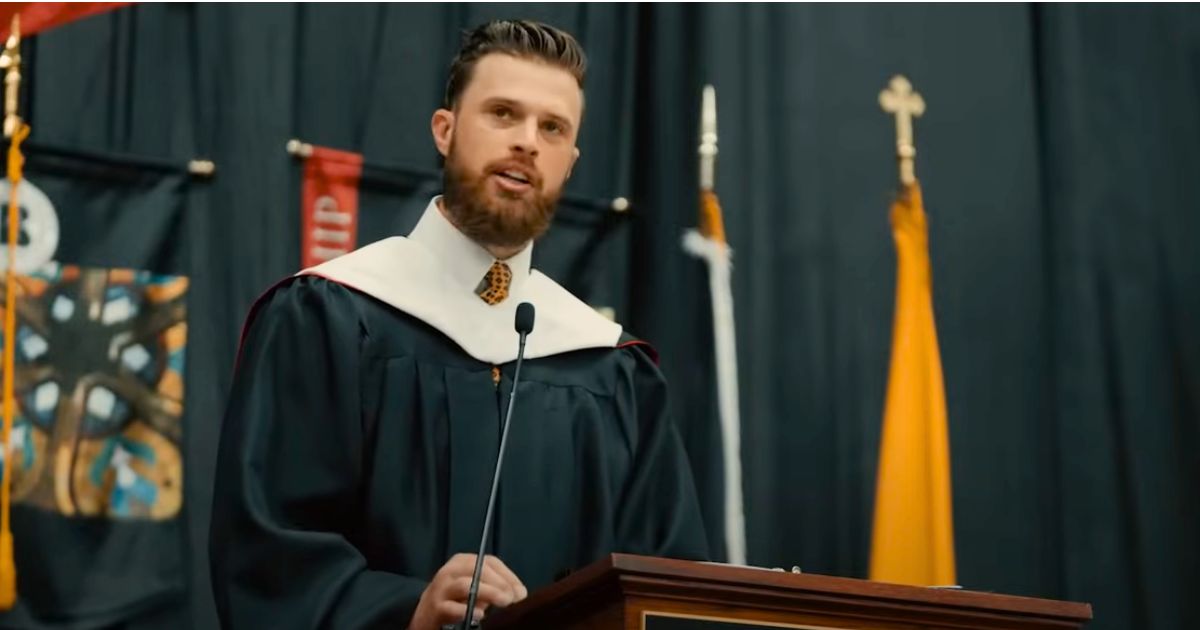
[612, 343, 712, 562]
[209, 277, 426, 629]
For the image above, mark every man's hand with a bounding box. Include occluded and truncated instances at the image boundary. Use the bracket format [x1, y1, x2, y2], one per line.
[407, 554, 528, 630]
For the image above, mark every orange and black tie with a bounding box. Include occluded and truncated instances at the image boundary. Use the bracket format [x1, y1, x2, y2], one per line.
[476, 261, 512, 305]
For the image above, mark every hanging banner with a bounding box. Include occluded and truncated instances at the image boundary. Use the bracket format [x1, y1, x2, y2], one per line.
[0, 145, 192, 628]
[300, 145, 362, 269]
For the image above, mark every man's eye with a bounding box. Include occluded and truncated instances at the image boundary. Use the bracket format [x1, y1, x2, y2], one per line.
[542, 121, 563, 134]
[493, 107, 513, 120]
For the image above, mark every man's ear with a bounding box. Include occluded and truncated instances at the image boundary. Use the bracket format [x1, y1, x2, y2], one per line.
[431, 108, 455, 157]
[566, 146, 581, 180]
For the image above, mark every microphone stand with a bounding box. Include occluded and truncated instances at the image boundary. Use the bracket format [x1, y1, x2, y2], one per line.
[455, 303, 534, 629]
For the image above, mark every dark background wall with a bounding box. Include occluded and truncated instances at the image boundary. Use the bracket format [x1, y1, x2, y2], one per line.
[8, 4, 1198, 629]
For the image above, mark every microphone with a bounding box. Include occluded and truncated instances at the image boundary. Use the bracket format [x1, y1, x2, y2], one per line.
[459, 302, 535, 629]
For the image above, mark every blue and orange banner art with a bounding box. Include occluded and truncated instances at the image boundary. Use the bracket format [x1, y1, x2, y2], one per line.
[0, 263, 186, 521]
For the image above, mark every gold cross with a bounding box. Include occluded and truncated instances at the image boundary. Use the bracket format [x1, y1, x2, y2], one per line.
[879, 75, 925, 186]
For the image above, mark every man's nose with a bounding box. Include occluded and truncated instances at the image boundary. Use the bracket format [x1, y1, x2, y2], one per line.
[509, 119, 539, 158]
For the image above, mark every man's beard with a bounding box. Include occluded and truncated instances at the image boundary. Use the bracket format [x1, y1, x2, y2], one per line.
[441, 145, 560, 250]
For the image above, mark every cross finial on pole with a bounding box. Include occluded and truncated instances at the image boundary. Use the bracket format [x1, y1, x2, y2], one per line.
[879, 75, 925, 186]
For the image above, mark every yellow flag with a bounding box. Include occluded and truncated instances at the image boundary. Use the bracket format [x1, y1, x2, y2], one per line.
[868, 181, 956, 586]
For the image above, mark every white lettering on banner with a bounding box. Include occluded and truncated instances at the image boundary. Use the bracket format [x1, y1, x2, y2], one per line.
[308, 195, 355, 264]
[311, 245, 349, 261]
[314, 210, 352, 226]
[311, 227, 351, 244]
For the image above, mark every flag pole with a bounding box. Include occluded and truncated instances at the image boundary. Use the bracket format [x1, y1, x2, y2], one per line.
[0, 12, 26, 609]
[683, 85, 746, 565]
[870, 75, 957, 587]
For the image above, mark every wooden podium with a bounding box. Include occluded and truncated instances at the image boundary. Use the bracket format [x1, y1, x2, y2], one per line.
[484, 554, 1092, 629]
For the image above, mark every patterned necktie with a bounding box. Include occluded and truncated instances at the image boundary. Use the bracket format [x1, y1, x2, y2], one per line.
[476, 261, 512, 305]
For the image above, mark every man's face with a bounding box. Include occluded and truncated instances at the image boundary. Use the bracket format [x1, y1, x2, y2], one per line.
[432, 53, 583, 250]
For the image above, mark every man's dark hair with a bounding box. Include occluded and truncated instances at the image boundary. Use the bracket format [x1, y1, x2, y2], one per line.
[443, 20, 587, 110]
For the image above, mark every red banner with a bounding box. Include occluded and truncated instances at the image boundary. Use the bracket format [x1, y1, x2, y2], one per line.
[0, 3, 130, 40]
[300, 145, 362, 269]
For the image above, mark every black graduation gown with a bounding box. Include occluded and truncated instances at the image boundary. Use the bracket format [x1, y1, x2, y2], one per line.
[209, 276, 710, 629]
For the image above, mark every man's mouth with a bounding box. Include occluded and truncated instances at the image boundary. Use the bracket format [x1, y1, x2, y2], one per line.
[497, 169, 531, 185]
[490, 164, 538, 194]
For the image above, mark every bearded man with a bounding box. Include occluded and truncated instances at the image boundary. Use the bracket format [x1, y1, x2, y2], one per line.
[208, 19, 709, 630]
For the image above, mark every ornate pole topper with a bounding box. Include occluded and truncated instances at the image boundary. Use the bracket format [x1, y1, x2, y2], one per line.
[879, 75, 925, 186]
[699, 85, 718, 194]
[0, 15, 19, 139]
